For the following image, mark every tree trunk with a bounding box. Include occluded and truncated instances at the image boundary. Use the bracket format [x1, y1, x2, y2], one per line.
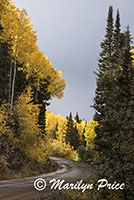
[8, 59, 13, 104]
[10, 56, 16, 110]
[35, 89, 38, 103]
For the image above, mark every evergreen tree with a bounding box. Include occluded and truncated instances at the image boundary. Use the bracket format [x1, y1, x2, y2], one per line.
[113, 9, 121, 65]
[74, 112, 81, 123]
[65, 113, 80, 150]
[81, 126, 86, 147]
[93, 7, 134, 200]
[93, 6, 115, 123]
[34, 79, 51, 137]
[98, 6, 114, 73]
[0, 42, 10, 104]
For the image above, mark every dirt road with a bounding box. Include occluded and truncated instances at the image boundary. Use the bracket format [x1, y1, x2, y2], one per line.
[0, 157, 91, 200]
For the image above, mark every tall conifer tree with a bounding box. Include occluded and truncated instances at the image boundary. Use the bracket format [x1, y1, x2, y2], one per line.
[113, 9, 121, 65]
[93, 7, 134, 199]
[65, 113, 80, 150]
[74, 112, 81, 123]
[98, 6, 114, 73]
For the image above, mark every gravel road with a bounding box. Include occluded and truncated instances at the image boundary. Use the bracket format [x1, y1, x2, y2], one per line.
[0, 157, 91, 200]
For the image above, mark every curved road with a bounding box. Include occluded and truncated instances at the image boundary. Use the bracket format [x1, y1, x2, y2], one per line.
[0, 157, 91, 200]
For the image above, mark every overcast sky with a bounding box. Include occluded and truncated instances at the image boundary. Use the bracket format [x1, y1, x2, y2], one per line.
[15, 0, 134, 121]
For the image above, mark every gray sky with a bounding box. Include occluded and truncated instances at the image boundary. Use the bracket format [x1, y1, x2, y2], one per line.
[15, 0, 134, 121]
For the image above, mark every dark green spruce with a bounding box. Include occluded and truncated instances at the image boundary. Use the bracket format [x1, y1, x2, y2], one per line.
[65, 112, 80, 150]
[93, 6, 134, 200]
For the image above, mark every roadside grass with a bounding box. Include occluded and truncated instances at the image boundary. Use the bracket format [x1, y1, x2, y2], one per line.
[0, 158, 58, 180]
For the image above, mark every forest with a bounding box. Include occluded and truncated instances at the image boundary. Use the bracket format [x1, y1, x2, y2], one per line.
[0, 0, 95, 178]
[0, 1, 134, 200]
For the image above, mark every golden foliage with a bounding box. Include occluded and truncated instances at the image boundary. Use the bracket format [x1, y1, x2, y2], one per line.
[0, 1, 37, 60]
[45, 110, 57, 137]
[55, 114, 67, 142]
[27, 138, 47, 166]
[0, 0, 67, 176]
[13, 87, 42, 158]
[0, 0, 9, 15]
[0, 104, 11, 136]
[47, 139, 79, 161]
[74, 120, 86, 144]
[0, 0, 66, 99]
[131, 49, 134, 65]
[84, 119, 98, 149]
[45, 110, 67, 142]
[47, 70, 66, 99]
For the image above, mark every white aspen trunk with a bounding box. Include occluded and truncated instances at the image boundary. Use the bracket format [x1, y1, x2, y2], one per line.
[10, 56, 16, 110]
[8, 59, 13, 104]
[35, 89, 38, 102]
